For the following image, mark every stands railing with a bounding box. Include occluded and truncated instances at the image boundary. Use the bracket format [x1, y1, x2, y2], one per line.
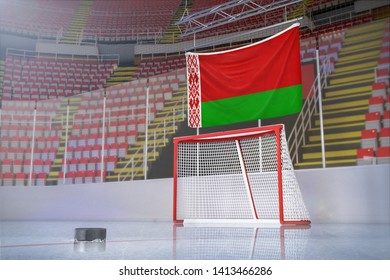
[288, 55, 332, 166]
[6, 48, 119, 64]
[82, 28, 165, 44]
[0, 69, 185, 186]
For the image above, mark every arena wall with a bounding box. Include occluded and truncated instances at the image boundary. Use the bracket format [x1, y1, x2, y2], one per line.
[1, 165, 389, 223]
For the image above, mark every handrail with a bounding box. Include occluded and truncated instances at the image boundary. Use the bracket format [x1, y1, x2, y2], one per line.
[117, 96, 186, 181]
[5, 48, 119, 64]
[82, 28, 167, 44]
[90, 10, 175, 17]
[288, 55, 331, 166]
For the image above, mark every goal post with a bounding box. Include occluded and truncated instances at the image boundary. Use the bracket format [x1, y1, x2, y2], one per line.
[173, 124, 310, 225]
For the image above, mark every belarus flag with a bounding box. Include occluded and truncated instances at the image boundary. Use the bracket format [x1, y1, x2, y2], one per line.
[186, 23, 302, 128]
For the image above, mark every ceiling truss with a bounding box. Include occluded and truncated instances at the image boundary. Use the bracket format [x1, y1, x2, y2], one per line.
[175, 0, 303, 37]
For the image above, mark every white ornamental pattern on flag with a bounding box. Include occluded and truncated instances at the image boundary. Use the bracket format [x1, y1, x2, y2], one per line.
[186, 53, 201, 128]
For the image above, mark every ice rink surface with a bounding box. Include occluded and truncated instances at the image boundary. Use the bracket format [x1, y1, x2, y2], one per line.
[0, 221, 389, 260]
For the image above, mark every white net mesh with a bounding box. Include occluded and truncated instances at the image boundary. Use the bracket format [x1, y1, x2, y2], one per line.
[241, 134, 280, 220]
[177, 140, 254, 219]
[175, 125, 310, 223]
[280, 129, 311, 222]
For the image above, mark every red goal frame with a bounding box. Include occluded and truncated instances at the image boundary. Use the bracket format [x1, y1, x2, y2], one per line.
[173, 124, 310, 225]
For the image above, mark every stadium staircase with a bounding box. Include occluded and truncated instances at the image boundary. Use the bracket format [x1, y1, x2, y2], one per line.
[59, 0, 93, 44]
[105, 66, 137, 87]
[160, 0, 194, 44]
[106, 82, 187, 181]
[44, 61, 121, 184]
[43, 78, 187, 184]
[46, 96, 82, 185]
[295, 19, 387, 169]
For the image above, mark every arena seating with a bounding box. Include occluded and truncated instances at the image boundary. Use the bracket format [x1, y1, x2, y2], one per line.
[383, 110, 390, 128]
[57, 170, 106, 185]
[0, 0, 78, 37]
[300, 14, 373, 39]
[372, 82, 388, 97]
[2, 54, 117, 100]
[300, 29, 345, 74]
[292, 17, 389, 169]
[358, 20, 390, 165]
[0, 98, 63, 185]
[365, 112, 381, 131]
[386, 94, 390, 111]
[376, 146, 390, 164]
[31, 69, 185, 185]
[361, 129, 378, 151]
[133, 56, 186, 79]
[83, 0, 181, 42]
[0, 1, 388, 186]
[356, 147, 375, 165]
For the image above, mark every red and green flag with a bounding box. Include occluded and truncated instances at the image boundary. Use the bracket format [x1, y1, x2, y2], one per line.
[186, 23, 302, 128]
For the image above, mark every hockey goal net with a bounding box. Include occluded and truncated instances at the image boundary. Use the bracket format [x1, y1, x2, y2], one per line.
[173, 124, 310, 225]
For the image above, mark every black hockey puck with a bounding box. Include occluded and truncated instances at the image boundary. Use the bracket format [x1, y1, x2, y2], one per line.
[74, 228, 107, 242]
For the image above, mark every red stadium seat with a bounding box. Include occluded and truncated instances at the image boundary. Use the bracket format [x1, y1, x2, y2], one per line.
[65, 171, 76, 185]
[106, 156, 118, 172]
[33, 159, 45, 174]
[376, 146, 390, 164]
[361, 129, 378, 151]
[13, 159, 23, 173]
[23, 159, 32, 173]
[94, 170, 106, 183]
[14, 172, 27, 186]
[74, 146, 84, 159]
[356, 148, 375, 165]
[365, 112, 381, 131]
[85, 170, 96, 184]
[78, 158, 89, 171]
[379, 128, 390, 147]
[372, 82, 388, 98]
[386, 95, 390, 111]
[36, 173, 47, 186]
[368, 96, 384, 115]
[75, 171, 86, 184]
[69, 158, 79, 172]
[1, 159, 13, 173]
[3, 172, 15, 186]
[383, 111, 390, 128]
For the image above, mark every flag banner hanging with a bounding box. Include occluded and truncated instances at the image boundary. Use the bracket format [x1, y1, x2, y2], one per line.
[186, 23, 302, 128]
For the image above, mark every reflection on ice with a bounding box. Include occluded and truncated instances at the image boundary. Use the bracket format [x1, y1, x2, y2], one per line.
[0, 222, 389, 260]
[173, 224, 311, 260]
[73, 241, 106, 253]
